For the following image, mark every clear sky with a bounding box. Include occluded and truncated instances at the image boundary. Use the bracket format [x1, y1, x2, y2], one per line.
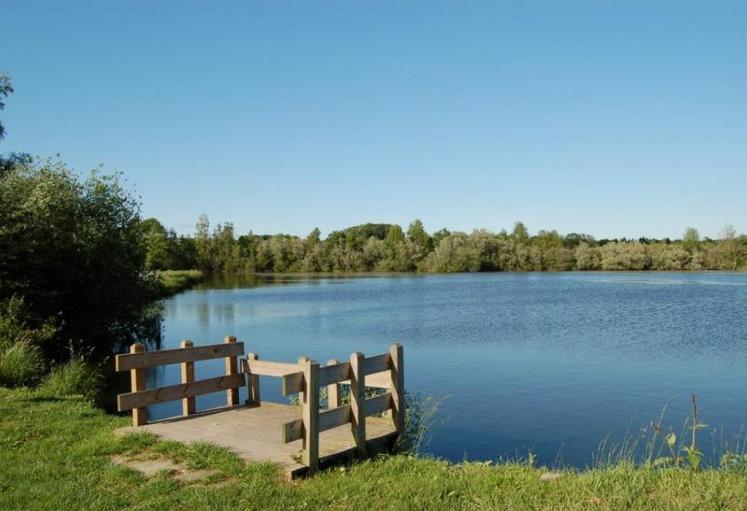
[1, 1, 745, 239]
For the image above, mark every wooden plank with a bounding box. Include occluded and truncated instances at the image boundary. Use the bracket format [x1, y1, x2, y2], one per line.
[300, 357, 320, 473]
[246, 359, 300, 377]
[318, 361, 351, 387]
[280, 371, 304, 396]
[117, 374, 246, 411]
[129, 343, 148, 426]
[245, 353, 261, 404]
[180, 340, 195, 416]
[331, 371, 390, 389]
[365, 371, 391, 389]
[224, 336, 240, 406]
[319, 404, 351, 432]
[389, 343, 405, 433]
[326, 359, 341, 409]
[363, 392, 392, 417]
[116, 342, 244, 371]
[362, 353, 391, 375]
[282, 418, 303, 443]
[349, 352, 366, 454]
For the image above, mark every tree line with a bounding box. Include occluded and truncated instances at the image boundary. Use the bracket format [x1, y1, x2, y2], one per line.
[140, 216, 747, 274]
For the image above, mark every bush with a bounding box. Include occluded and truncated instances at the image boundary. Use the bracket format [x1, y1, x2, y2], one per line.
[396, 393, 444, 455]
[40, 359, 104, 400]
[0, 296, 56, 350]
[0, 160, 158, 360]
[0, 341, 44, 387]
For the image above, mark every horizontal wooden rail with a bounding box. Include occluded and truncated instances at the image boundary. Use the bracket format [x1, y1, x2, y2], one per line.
[117, 373, 245, 411]
[362, 392, 392, 417]
[116, 342, 244, 371]
[318, 361, 351, 387]
[362, 353, 391, 375]
[246, 359, 300, 377]
[319, 405, 352, 432]
[282, 404, 355, 444]
[281, 365, 392, 395]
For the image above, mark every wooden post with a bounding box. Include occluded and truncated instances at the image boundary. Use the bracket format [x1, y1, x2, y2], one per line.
[389, 343, 405, 435]
[246, 352, 260, 405]
[180, 340, 195, 416]
[349, 352, 366, 454]
[299, 356, 320, 473]
[326, 358, 341, 409]
[129, 343, 148, 426]
[224, 336, 239, 406]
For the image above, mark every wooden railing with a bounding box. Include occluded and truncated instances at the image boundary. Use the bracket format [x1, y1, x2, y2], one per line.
[271, 344, 405, 474]
[115, 336, 243, 426]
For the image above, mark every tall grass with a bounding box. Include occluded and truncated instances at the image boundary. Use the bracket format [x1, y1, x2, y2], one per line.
[40, 358, 104, 400]
[0, 341, 44, 387]
[593, 395, 747, 471]
[397, 392, 445, 455]
[155, 270, 203, 297]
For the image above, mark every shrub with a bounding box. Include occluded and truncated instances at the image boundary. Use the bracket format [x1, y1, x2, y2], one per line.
[0, 341, 44, 386]
[397, 393, 444, 455]
[0, 160, 158, 360]
[40, 359, 104, 400]
[0, 296, 56, 351]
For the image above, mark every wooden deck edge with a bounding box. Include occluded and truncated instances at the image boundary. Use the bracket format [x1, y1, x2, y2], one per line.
[287, 430, 399, 480]
[114, 403, 255, 435]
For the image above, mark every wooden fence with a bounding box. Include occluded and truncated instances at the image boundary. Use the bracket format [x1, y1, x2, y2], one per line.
[115, 336, 243, 426]
[115, 339, 404, 474]
[258, 344, 404, 473]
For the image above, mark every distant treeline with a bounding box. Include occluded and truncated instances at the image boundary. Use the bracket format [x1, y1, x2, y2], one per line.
[140, 217, 746, 273]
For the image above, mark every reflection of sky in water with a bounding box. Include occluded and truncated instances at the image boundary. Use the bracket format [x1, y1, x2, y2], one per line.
[154, 272, 747, 467]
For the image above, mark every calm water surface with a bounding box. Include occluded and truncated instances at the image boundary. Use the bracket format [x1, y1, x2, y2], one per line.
[150, 272, 747, 467]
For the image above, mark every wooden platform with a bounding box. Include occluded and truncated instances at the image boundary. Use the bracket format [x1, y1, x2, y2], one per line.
[117, 402, 398, 479]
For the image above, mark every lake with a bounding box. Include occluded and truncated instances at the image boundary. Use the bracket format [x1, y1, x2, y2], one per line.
[150, 272, 747, 467]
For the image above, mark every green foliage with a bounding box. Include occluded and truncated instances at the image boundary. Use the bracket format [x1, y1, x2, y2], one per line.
[597, 395, 746, 473]
[396, 393, 444, 455]
[0, 296, 54, 386]
[156, 216, 747, 274]
[139, 218, 196, 271]
[0, 71, 12, 141]
[0, 159, 158, 360]
[0, 341, 44, 387]
[155, 270, 204, 297]
[39, 358, 104, 400]
[0, 296, 56, 350]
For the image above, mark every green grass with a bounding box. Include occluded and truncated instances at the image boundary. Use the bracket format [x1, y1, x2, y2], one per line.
[0, 341, 44, 387]
[154, 270, 204, 297]
[2, 386, 747, 510]
[39, 358, 104, 400]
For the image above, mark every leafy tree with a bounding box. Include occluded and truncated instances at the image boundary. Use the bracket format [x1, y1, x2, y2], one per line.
[0, 159, 157, 360]
[140, 218, 172, 270]
[195, 214, 211, 270]
[384, 225, 405, 252]
[432, 228, 450, 246]
[0, 72, 13, 141]
[407, 219, 433, 252]
[682, 227, 700, 253]
[721, 225, 746, 271]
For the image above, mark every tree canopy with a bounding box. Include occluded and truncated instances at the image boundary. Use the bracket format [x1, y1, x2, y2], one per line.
[159, 216, 746, 274]
[0, 72, 12, 141]
[0, 159, 158, 360]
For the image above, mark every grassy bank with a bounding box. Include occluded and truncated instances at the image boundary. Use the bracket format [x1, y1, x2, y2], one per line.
[2, 387, 747, 510]
[154, 270, 204, 297]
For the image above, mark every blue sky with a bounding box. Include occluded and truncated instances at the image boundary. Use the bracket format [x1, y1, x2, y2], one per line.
[1, 1, 745, 239]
